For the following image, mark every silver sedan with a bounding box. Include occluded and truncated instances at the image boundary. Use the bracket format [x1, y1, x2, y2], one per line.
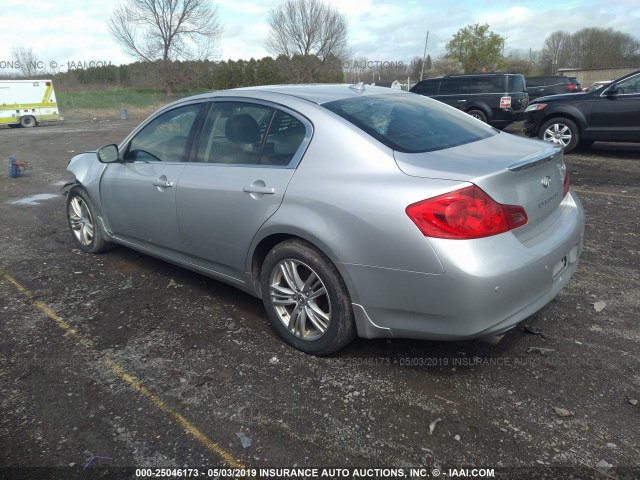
[66, 84, 584, 355]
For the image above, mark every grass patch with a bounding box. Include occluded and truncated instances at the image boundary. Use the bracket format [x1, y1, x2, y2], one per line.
[57, 88, 209, 111]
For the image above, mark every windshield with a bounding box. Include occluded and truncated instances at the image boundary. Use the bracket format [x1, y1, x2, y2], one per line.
[322, 94, 496, 153]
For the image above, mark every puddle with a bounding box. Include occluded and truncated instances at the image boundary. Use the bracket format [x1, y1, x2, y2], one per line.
[9, 193, 59, 205]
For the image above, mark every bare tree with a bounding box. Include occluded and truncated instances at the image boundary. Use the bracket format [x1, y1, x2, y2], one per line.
[540, 31, 571, 73]
[12, 46, 41, 77]
[265, 0, 349, 82]
[539, 28, 639, 73]
[108, 0, 223, 92]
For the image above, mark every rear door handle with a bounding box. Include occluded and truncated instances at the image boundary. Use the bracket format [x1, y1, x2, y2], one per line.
[457, 99, 467, 103]
[243, 185, 275, 194]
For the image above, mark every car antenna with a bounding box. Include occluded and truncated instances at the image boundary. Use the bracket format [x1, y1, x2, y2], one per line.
[349, 82, 366, 94]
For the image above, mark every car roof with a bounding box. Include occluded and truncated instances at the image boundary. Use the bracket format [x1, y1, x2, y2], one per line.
[180, 83, 409, 106]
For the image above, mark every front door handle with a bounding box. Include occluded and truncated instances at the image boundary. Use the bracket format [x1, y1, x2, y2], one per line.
[153, 180, 174, 187]
[243, 185, 275, 194]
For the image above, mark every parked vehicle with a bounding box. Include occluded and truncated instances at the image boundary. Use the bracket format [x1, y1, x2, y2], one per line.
[525, 76, 582, 101]
[66, 84, 584, 355]
[409, 73, 528, 128]
[582, 80, 612, 93]
[524, 70, 640, 153]
[0, 79, 61, 128]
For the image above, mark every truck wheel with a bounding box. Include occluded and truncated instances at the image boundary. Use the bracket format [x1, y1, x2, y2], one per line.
[467, 109, 487, 123]
[20, 116, 37, 128]
[539, 118, 579, 153]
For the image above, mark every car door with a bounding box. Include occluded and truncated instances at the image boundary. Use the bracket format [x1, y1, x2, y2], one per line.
[434, 77, 470, 111]
[176, 100, 311, 282]
[99, 103, 204, 252]
[587, 72, 640, 141]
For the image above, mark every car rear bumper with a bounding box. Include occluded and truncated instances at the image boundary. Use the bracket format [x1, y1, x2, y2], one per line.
[345, 190, 585, 341]
[489, 109, 525, 128]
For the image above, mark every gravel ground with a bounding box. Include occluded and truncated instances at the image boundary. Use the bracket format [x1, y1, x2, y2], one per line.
[0, 116, 638, 480]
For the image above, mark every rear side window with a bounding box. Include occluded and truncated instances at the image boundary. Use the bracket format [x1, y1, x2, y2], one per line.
[469, 76, 505, 93]
[195, 102, 307, 166]
[323, 93, 495, 153]
[526, 77, 546, 87]
[509, 75, 526, 92]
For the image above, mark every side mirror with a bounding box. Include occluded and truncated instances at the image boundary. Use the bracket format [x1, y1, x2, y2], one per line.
[603, 86, 622, 96]
[97, 144, 120, 163]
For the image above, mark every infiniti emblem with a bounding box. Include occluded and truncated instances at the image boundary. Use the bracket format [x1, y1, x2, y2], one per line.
[541, 176, 552, 188]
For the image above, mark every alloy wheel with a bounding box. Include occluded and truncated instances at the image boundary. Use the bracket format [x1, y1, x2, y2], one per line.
[542, 122, 573, 148]
[269, 259, 331, 340]
[68, 196, 95, 246]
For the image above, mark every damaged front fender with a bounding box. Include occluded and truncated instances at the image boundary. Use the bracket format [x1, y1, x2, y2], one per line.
[66, 151, 107, 202]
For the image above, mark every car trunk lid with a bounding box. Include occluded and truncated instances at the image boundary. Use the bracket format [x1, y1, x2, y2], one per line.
[394, 132, 567, 227]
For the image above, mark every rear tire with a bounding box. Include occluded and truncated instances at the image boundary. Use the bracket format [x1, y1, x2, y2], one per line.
[467, 109, 487, 123]
[20, 116, 37, 128]
[261, 240, 356, 355]
[539, 117, 579, 153]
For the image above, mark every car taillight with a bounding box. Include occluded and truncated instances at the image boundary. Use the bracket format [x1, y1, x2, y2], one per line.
[563, 168, 570, 197]
[566, 84, 577, 91]
[406, 185, 528, 240]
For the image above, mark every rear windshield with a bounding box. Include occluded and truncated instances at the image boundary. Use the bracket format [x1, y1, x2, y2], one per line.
[322, 93, 495, 153]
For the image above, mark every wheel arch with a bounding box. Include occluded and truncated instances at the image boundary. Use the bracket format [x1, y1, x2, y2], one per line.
[66, 182, 114, 244]
[464, 104, 491, 120]
[540, 106, 588, 132]
[250, 230, 350, 301]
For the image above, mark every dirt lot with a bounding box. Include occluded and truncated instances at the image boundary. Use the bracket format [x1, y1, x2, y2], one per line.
[0, 116, 639, 480]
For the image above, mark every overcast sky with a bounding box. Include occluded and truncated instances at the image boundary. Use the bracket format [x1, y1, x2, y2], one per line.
[1, 0, 639, 73]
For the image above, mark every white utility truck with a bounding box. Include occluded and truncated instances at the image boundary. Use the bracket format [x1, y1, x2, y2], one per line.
[0, 79, 61, 128]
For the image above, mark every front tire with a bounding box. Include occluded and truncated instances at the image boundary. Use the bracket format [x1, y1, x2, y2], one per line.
[539, 117, 579, 153]
[66, 186, 113, 253]
[261, 240, 356, 355]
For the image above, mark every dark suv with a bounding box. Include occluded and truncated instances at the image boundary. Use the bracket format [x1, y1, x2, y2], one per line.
[526, 76, 582, 101]
[410, 73, 528, 128]
[523, 69, 640, 153]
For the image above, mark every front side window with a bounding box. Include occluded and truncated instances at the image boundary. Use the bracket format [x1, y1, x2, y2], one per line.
[323, 93, 495, 153]
[125, 104, 201, 162]
[412, 80, 438, 96]
[615, 74, 640, 95]
[439, 78, 468, 95]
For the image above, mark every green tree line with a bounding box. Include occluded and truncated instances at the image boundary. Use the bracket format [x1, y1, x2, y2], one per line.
[52, 54, 345, 92]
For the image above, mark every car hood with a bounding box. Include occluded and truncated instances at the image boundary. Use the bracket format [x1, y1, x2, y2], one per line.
[531, 92, 589, 103]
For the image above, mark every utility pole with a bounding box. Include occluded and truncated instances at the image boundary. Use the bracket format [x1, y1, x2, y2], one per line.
[420, 32, 429, 81]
